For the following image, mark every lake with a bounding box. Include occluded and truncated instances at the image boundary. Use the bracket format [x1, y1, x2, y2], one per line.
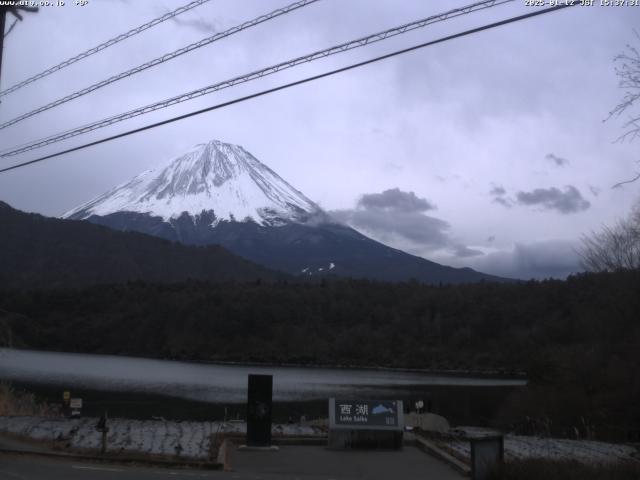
[0, 348, 526, 424]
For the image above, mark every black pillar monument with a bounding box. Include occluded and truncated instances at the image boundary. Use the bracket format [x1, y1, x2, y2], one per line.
[246, 374, 273, 447]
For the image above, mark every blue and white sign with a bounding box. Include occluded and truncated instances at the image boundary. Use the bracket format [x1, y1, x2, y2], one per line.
[329, 398, 404, 430]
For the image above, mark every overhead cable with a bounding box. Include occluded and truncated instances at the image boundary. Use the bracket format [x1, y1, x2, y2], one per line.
[0, 0, 512, 153]
[0, 0, 319, 129]
[0, 3, 577, 175]
[0, 0, 211, 98]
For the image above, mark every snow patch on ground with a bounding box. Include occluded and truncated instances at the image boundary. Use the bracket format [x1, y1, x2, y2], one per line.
[0, 416, 80, 442]
[4, 416, 634, 465]
[0, 417, 324, 459]
[441, 427, 638, 465]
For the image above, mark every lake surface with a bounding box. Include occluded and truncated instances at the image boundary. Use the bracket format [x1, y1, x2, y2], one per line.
[0, 348, 526, 423]
[0, 348, 525, 403]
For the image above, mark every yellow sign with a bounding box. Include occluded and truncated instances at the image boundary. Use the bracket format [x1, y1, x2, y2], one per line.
[63, 391, 70, 401]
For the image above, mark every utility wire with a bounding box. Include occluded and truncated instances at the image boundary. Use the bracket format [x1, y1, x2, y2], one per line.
[0, 0, 512, 154]
[0, 3, 577, 175]
[0, 0, 319, 129]
[0, 0, 211, 98]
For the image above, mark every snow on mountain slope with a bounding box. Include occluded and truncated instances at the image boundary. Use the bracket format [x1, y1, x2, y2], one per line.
[63, 140, 321, 226]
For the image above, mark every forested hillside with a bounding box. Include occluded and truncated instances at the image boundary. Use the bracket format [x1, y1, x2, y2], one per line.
[0, 201, 283, 288]
[1, 270, 639, 439]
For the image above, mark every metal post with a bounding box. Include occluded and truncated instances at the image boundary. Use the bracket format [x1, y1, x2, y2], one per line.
[96, 411, 109, 454]
[0, 8, 7, 86]
[0, 6, 38, 90]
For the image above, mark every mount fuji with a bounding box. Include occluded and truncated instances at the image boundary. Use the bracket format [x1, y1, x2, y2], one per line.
[64, 139, 505, 284]
[64, 140, 322, 227]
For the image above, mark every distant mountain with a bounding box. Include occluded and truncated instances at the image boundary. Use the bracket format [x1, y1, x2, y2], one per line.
[0, 201, 282, 290]
[64, 140, 322, 227]
[64, 139, 508, 284]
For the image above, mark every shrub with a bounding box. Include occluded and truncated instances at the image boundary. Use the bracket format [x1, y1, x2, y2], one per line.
[0, 383, 50, 416]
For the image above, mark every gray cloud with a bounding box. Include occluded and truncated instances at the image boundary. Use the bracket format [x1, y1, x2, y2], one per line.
[490, 185, 513, 208]
[332, 188, 489, 260]
[331, 188, 453, 249]
[171, 15, 219, 34]
[357, 188, 436, 213]
[490, 185, 506, 196]
[516, 186, 590, 214]
[452, 244, 484, 258]
[487, 235, 496, 243]
[331, 208, 450, 247]
[493, 196, 513, 208]
[589, 185, 601, 197]
[545, 153, 569, 167]
[470, 240, 582, 280]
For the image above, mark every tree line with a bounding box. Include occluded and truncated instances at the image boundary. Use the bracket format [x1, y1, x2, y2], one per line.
[1, 270, 639, 440]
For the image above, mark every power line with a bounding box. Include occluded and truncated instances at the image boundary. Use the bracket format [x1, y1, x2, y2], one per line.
[0, 0, 211, 98]
[0, 3, 577, 175]
[0, 0, 320, 130]
[0, 0, 513, 155]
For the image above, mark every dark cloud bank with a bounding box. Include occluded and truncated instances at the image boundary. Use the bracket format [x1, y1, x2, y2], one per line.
[330, 188, 450, 249]
[490, 184, 590, 214]
[516, 186, 590, 214]
[358, 188, 436, 213]
[332, 187, 583, 279]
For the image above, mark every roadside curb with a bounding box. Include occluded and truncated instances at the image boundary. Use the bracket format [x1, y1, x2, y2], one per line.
[0, 433, 329, 471]
[2, 433, 467, 474]
[275, 436, 328, 446]
[0, 447, 223, 470]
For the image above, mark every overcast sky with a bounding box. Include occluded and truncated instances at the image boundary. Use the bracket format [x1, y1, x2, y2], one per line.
[1, 0, 639, 280]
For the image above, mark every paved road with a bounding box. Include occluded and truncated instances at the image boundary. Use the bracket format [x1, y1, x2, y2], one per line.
[233, 445, 465, 479]
[0, 446, 464, 479]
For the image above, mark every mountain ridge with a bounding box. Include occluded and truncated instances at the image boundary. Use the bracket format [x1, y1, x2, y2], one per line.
[64, 139, 511, 284]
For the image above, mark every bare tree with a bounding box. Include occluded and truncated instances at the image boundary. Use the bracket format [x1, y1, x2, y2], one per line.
[608, 32, 640, 187]
[578, 199, 640, 271]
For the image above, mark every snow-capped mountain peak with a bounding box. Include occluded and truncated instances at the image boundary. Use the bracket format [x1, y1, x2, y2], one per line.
[63, 139, 322, 226]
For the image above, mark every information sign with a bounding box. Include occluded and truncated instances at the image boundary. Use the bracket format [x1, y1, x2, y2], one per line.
[329, 399, 403, 430]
